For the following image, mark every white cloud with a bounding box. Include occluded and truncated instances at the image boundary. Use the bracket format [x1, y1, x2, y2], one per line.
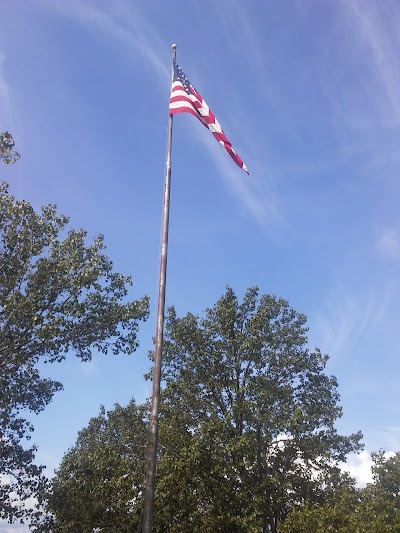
[79, 358, 97, 377]
[0, 524, 29, 533]
[0, 476, 36, 533]
[190, 125, 282, 229]
[376, 227, 400, 262]
[313, 285, 382, 360]
[370, 426, 400, 453]
[0, 51, 11, 124]
[214, 150, 282, 228]
[41, 0, 168, 83]
[341, 449, 396, 487]
[345, 0, 400, 124]
[341, 450, 374, 486]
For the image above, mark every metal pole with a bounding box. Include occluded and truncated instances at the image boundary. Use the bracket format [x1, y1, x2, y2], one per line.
[141, 43, 177, 533]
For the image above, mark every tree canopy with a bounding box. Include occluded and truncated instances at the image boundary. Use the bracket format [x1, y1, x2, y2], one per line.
[41, 287, 363, 533]
[0, 181, 149, 523]
[35, 401, 148, 533]
[281, 452, 400, 532]
[155, 287, 362, 532]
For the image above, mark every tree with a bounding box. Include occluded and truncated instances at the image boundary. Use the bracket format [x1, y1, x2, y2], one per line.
[0, 183, 149, 523]
[366, 451, 400, 530]
[371, 450, 400, 501]
[40, 288, 362, 532]
[155, 287, 362, 532]
[280, 486, 363, 533]
[281, 452, 400, 532]
[0, 132, 20, 165]
[33, 401, 148, 533]
[281, 481, 400, 533]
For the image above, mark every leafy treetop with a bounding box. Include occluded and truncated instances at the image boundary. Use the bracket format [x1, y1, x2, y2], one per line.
[0, 181, 148, 523]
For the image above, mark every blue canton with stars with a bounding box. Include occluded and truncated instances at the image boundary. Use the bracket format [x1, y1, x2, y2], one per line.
[173, 62, 193, 94]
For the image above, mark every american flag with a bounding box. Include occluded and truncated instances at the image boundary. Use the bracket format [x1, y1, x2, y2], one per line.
[169, 61, 249, 174]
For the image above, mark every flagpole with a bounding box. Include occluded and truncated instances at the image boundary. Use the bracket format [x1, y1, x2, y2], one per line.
[142, 43, 177, 533]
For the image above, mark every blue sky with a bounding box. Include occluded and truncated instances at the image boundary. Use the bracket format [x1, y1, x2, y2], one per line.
[1, 0, 400, 529]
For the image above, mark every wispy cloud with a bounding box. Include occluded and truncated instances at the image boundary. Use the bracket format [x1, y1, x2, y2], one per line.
[211, 0, 268, 76]
[376, 227, 400, 262]
[312, 282, 387, 360]
[212, 143, 282, 228]
[79, 359, 97, 377]
[375, 426, 400, 451]
[41, 0, 169, 82]
[187, 124, 282, 229]
[0, 50, 11, 124]
[345, 0, 400, 124]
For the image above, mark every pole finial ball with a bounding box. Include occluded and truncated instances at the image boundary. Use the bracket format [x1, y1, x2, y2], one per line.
[172, 44, 177, 50]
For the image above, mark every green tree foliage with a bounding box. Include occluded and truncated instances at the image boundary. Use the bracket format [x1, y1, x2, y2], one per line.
[0, 183, 149, 522]
[371, 450, 400, 500]
[366, 451, 400, 531]
[282, 485, 400, 533]
[34, 401, 148, 533]
[280, 487, 362, 533]
[155, 287, 362, 532]
[281, 452, 400, 532]
[42, 288, 362, 533]
[0, 132, 20, 165]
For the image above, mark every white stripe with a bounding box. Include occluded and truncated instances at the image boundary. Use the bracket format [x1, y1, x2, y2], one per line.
[169, 100, 196, 111]
[187, 96, 223, 133]
[199, 97, 210, 115]
[171, 81, 184, 90]
[188, 94, 202, 106]
[207, 121, 223, 134]
[170, 88, 191, 99]
[191, 102, 210, 120]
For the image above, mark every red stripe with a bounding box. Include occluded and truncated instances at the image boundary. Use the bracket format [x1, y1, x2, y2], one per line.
[170, 94, 193, 106]
[212, 131, 227, 143]
[170, 106, 199, 119]
[189, 85, 203, 103]
[171, 83, 185, 92]
[207, 108, 216, 124]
